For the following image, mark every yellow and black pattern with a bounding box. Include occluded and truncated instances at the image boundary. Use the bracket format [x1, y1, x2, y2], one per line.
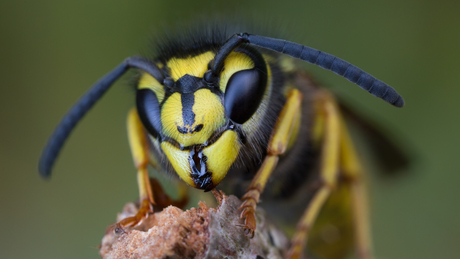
[39, 24, 406, 259]
[135, 30, 287, 191]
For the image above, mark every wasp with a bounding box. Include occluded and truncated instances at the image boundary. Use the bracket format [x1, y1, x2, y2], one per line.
[39, 26, 405, 258]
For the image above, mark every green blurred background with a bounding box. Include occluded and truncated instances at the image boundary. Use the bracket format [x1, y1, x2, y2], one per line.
[1, 0, 459, 258]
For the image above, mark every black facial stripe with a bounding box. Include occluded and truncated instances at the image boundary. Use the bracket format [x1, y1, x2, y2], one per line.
[181, 93, 195, 127]
[176, 74, 204, 93]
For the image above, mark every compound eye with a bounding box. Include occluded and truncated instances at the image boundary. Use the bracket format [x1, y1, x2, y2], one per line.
[136, 89, 162, 138]
[224, 68, 267, 124]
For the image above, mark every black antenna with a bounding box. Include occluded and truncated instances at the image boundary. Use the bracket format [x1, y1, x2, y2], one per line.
[38, 56, 164, 178]
[212, 33, 404, 107]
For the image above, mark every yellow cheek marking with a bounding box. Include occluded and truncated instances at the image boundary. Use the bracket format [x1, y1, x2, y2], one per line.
[138, 72, 165, 103]
[202, 130, 240, 186]
[160, 142, 195, 187]
[191, 89, 226, 141]
[161, 89, 226, 147]
[166, 52, 215, 81]
[219, 52, 254, 92]
[161, 92, 184, 137]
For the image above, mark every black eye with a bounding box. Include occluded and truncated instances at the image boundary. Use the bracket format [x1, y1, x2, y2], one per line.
[136, 89, 162, 138]
[224, 68, 267, 124]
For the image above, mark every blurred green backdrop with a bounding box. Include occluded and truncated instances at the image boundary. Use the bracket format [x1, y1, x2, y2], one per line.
[1, 0, 459, 258]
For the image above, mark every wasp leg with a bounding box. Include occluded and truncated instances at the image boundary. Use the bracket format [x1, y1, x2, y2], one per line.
[150, 178, 189, 210]
[339, 117, 374, 259]
[239, 89, 303, 238]
[211, 188, 225, 205]
[115, 108, 155, 231]
[287, 92, 341, 259]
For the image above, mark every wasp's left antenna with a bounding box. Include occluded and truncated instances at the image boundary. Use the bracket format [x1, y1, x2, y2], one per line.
[211, 33, 404, 107]
[39, 57, 164, 178]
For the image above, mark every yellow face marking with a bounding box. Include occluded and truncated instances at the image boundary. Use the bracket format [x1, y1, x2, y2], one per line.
[160, 142, 195, 187]
[202, 130, 240, 186]
[138, 72, 165, 103]
[160, 92, 182, 138]
[219, 52, 254, 92]
[161, 89, 226, 147]
[166, 52, 215, 81]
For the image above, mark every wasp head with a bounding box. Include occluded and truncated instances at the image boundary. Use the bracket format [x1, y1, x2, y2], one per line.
[136, 49, 268, 191]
